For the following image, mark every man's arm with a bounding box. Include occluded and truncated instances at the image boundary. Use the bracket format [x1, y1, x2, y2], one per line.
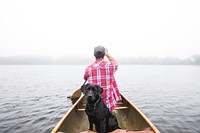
[105, 48, 118, 73]
[105, 48, 117, 63]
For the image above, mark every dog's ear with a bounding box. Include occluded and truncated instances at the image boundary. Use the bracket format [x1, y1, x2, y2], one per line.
[96, 85, 103, 94]
[81, 83, 89, 94]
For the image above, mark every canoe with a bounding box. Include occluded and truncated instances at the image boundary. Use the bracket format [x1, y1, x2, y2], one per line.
[51, 89, 159, 133]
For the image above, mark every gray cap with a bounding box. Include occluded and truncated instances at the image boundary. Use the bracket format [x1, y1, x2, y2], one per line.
[94, 46, 105, 56]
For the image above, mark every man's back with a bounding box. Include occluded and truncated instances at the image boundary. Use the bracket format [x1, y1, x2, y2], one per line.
[83, 46, 121, 111]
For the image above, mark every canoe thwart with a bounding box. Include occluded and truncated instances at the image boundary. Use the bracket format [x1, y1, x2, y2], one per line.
[77, 106, 129, 112]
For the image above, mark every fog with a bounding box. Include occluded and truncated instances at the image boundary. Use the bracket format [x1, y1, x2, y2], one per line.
[0, 54, 200, 65]
[1, 1, 200, 60]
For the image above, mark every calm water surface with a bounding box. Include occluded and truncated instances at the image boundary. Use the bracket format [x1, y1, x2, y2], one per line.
[0, 65, 200, 133]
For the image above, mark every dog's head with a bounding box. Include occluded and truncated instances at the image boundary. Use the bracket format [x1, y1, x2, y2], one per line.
[81, 83, 103, 103]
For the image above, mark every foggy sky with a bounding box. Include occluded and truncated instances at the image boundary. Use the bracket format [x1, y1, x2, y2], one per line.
[0, 0, 200, 58]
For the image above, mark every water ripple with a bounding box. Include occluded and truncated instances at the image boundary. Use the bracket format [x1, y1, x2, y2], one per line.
[0, 65, 200, 133]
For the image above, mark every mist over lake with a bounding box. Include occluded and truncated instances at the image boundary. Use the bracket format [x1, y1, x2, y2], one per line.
[1, 54, 200, 65]
[0, 65, 200, 133]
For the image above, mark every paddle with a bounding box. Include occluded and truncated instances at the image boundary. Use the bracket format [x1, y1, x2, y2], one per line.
[67, 80, 87, 104]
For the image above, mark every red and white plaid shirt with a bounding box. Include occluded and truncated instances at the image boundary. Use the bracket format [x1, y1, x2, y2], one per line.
[84, 59, 122, 111]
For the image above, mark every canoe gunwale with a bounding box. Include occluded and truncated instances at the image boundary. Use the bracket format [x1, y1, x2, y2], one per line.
[51, 94, 84, 133]
[121, 95, 159, 133]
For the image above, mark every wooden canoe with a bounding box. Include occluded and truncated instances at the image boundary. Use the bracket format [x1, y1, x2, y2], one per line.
[51, 90, 159, 133]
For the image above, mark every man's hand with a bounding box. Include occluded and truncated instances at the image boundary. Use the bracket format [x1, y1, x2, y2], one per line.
[105, 48, 109, 56]
[105, 48, 117, 63]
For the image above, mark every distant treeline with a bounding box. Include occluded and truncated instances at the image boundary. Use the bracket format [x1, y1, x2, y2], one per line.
[0, 54, 200, 65]
[117, 54, 200, 65]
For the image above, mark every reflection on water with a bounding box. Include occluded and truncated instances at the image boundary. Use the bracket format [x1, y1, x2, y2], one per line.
[0, 65, 200, 133]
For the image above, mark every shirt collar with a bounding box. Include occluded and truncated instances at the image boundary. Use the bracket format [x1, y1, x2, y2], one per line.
[95, 58, 104, 63]
[94, 58, 104, 68]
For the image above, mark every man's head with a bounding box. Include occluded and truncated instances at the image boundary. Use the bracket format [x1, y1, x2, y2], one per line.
[94, 46, 105, 59]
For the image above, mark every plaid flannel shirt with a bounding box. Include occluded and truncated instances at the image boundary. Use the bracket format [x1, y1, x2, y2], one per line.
[84, 59, 122, 111]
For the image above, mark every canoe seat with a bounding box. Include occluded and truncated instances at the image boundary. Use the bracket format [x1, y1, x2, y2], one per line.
[81, 102, 124, 107]
[77, 106, 129, 112]
[114, 106, 129, 110]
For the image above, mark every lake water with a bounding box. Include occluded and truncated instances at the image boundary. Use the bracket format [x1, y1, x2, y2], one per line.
[0, 65, 200, 133]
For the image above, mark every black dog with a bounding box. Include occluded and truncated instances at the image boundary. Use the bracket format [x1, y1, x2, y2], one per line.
[81, 83, 120, 133]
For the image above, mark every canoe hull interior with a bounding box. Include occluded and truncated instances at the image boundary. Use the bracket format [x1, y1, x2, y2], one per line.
[52, 94, 159, 133]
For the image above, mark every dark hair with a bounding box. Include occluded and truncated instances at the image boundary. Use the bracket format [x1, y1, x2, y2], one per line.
[94, 46, 105, 59]
[94, 51, 105, 59]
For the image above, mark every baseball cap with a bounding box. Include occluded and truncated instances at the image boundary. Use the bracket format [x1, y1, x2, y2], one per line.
[94, 46, 105, 56]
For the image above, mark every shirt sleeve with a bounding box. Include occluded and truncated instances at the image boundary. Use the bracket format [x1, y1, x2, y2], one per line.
[84, 67, 89, 80]
[110, 61, 118, 73]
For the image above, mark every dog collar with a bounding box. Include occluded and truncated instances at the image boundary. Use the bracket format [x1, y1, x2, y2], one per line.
[94, 97, 101, 110]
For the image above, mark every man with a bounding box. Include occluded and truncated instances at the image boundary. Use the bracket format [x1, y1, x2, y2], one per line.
[84, 46, 121, 111]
